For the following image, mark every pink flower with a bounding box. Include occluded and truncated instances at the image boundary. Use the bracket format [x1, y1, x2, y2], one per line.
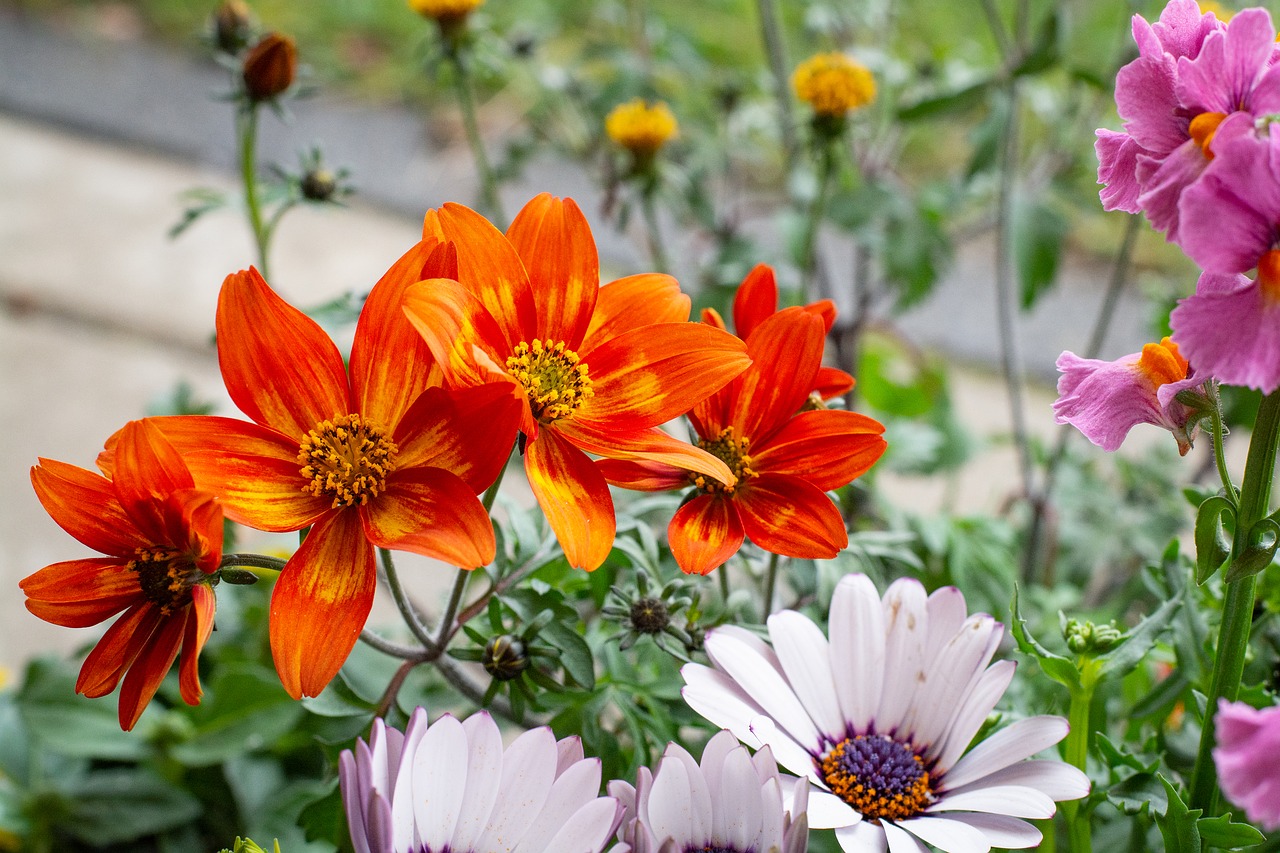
[1214, 699, 1280, 830]
[1170, 267, 1280, 392]
[1053, 337, 1204, 455]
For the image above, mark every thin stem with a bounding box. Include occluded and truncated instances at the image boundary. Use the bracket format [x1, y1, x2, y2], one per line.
[761, 551, 782, 622]
[237, 103, 270, 278]
[1062, 680, 1095, 853]
[218, 553, 286, 572]
[799, 140, 838, 303]
[358, 628, 429, 661]
[1208, 384, 1240, 504]
[718, 560, 731, 601]
[381, 547, 435, 649]
[434, 569, 471, 650]
[376, 659, 418, 719]
[754, 0, 797, 162]
[639, 185, 671, 274]
[1190, 389, 1280, 813]
[434, 654, 523, 722]
[447, 47, 505, 228]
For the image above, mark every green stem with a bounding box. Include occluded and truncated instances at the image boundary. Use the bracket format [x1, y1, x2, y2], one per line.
[434, 569, 470, 649]
[447, 46, 505, 228]
[1208, 384, 1239, 504]
[237, 103, 270, 278]
[761, 551, 782, 622]
[754, 0, 797, 161]
[1062, 679, 1095, 853]
[799, 139, 837, 303]
[639, 184, 671, 274]
[1189, 389, 1280, 813]
[218, 552, 286, 572]
[718, 560, 731, 602]
[381, 547, 435, 649]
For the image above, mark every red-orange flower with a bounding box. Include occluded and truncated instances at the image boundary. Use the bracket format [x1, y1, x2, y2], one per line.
[21, 419, 221, 731]
[703, 263, 855, 400]
[129, 242, 518, 698]
[403, 194, 752, 570]
[600, 307, 886, 575]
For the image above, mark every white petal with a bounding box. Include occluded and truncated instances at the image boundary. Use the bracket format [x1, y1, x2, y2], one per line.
[898, 815, 992, 853]
[949, 759, 1090, 802]
[411, 714, 467, 849]
[903, 616, 998, 749]
[340, 748, 372, 853]
[758, 776, 785, 849]
[829, 574, 885, 732]
[513, 757, 604, 853]
[556, 735, 585, 776]
[930, 661, 1016, 770]
[945, 813, 1044, 849]
[941, 716, 1068, 790]
[876, 578, 930, 733]
[647, 753, 696, 844]
[748, 714, 820, 780]
[391, 709, 431, 853]
[451, 712, 505, 851]
[836, 820, 887, 853]
[769, 610, 847, 738]
[479, 727, 558, 852]
[882, 820, 930, 853]
[529, 797, 623, 853]
[672, 742, 713, 842]
[704, 629, 822, 749]
[718, 743, 764, 850]
[366, 791, 395, 853]
[806, 787, 863, 829]
[924, 586, 968, 660]
[929, 785, 1057, 819]
[681, 665, 766, 749]
[698, 731, 737, 809]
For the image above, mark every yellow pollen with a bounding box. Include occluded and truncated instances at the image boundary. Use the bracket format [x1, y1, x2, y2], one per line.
[506, 340, 595, 424]
[298, 414, 398, 508]
[128, 548, 202, 615]
[689, 427, 757, 495]
[1135, 336, 1190, 388]
[605, 99, 679, 156]
[1189, 111, 1227, 159]
[792, 52, 876, 117]
[407, 0, 483, 22]
[820, 736, 933, 823]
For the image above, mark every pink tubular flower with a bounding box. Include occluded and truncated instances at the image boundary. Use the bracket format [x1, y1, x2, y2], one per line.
[1214, 699, 1280, 830]
[1053, 337, 1205, 455]
[1170, 268, 1280, 392]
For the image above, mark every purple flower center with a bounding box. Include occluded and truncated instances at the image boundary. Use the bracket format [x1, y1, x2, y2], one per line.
[820, 734, 932, 822]
[686, 846, 751, 853]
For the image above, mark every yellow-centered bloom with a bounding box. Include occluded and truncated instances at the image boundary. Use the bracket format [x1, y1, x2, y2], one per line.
[792, 52, 876, 117]
[605, 99, 679, 156]
[409, 0, 484, 22]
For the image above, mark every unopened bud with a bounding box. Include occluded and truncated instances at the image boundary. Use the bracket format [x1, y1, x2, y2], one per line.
[212, 0, 253, 55]
[483, 634, 529, 681]
[628, 597, 671, 635]
[301, 168, 338, 201]
[1063, 617, 1123, 655]
[242, 32, 296, 102]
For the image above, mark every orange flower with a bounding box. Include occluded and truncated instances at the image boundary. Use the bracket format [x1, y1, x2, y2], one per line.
[403, 194, 752, 570]
[21, 419, 221, 731]
[126, 242, 519, 698]
[702, 263, 855, 400]
[600, 307, 886, 575]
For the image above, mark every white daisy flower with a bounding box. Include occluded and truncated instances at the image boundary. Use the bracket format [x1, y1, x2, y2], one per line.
[607, 729, 810, 853]
[681, 573, 1090, 853]
[339, 707, 623, 853]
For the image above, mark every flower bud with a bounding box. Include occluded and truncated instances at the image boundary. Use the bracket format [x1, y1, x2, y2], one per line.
[301, 168, 338, 202]
[1062, 617, 1124, 655]
[483, 634, 530, 681]
[242, 32, 297, 103]
[628, 596, 671, 635]
[212, 0, 253, 55]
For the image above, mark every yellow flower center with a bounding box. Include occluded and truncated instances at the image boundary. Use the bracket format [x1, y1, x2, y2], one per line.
[298, 414, 398, 508]
[506, 340, 595, 424]
[128, 548, 203, 615]
[821, 735, 933, 823]
[689, 427, 757, 495]
[408, 0, 483, 22]
[1135, 336, 1190, 388]
[1188, 111, 1227, 159]
[792, 52, 876, 117]
[605, 99, 679, 155]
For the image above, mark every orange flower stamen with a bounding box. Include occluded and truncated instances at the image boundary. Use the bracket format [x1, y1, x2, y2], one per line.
[690, 427, 757, 495]
[298, 414, 398, 508]
[128, 548, 204, 616]
[1135, 336, 1190, 388]
[1189, 111, 1227, 159]
[1259, 249, 1280, 304]
[506, 339, 595, 424]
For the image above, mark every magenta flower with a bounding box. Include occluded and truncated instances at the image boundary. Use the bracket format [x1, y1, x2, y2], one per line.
[1214, 699, 1280, 830]
[1170, 267, 1280, 392]
[1054, 337, 1205, 455]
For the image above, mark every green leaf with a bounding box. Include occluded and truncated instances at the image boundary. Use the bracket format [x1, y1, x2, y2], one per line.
[1109, 772, 1168, 816]
[301, 671, 378, 718]
[16, 657, 155, 761]
[169, 664, 304, 767]
[1225, 517, 1280, 582]
[1095, 733, 1161, 774]
[1010, 587, 1080, 689]
[1014, 196, 1069, 310]
[1097, 591, 1182, 680]
[542, 621, 596, 691]
[1197, 814, 1265, 849]
[883, 198, 952, 310]
[1010, 8, 1061, 77]
[62, 768, 202, 845]
[1194, 495, 1235, 584]
[1155, 774, 1201, 853]
[896, 78, 995, 122]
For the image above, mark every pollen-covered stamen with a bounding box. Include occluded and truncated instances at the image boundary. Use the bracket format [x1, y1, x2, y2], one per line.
[129, 548, 204, 615]
[1189, 111, 1227, 159]
[506, 339, 595, 423]
[298, 414, 398, 508]
[689, 427, 756, 495]
[1134, 336, 1190, 388]
[820, 734, 933, 822]
[1258, 249, 1280, 304]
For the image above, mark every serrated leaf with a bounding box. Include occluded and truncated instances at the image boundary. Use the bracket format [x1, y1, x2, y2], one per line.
[1010, 588, 1080, 689]
[1155, 774, 1201, 853]
[1194, 495, 1235, 584]
[1197, 814, 1265, 849]
[1109, 772, 1168, 816]
[1098, 592, 1182, 680]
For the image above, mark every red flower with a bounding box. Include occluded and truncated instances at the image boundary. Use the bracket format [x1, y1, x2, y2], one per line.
[21, 419, 221, 730]
[600, 307, 886, 574]
[126, 241, 518, 698]
[403, 194, 751, 570]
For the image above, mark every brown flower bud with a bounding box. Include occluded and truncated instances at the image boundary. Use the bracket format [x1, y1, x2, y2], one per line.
[212, 0, 253, 55]
[242, 32, 296, 102]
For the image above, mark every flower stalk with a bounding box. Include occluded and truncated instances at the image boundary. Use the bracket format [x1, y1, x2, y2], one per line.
[236, 103, 271, 279]
[445, 45, 504, 228]
[1062, 663, 1099, 853]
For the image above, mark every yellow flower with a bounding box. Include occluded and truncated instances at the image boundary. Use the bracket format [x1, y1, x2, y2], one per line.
[1197, 1, 1233, 22]
[409, 0, 484, 22]
[0, 666, 8, 691]
[605, 99, 679, 157]
[792, 52, 876, 117]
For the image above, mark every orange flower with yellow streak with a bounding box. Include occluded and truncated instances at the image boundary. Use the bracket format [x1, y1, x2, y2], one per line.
[403, 194, 751, 570]
[22, 419, 221, 730]
[126, 241, 519, 698]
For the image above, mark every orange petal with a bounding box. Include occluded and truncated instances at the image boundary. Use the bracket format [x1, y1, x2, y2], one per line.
[733, 263, 778, 339]
[506, 194, 599, 347]
[583, 273, 692, 353]
[365, 468, 496, 567]
[815, 365, 856, 399]
[735, 473, 848, 559]
[753, 409, 886, 492]
[424, 203, 538, 348]
[579, 323, 750, 430]
[270, 511, 376, 699]
[596, 458, 689, 492]
[669, 494, 745, 575]
[77, 602, 161, 699]
[144, 415, 330, 532]
[804, 298, 839, 333]
[216, 268, 350, 440]
[163, 488, 224, 573]
[31, 459, 143, 557]
[21, 558, 140, 628]
[402, 278, 516, 388]
[117, 608, 186, 730]
[557, 420, 735, 485]
[699, 306, 727, 331]
[112, 419, 196, 544]
[179, 584, 216, 706]
[394, 383, 521, 493]
[350, 239, 449, 428]
[729, 308, 825, 444]
[524, 429, 615, 570]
